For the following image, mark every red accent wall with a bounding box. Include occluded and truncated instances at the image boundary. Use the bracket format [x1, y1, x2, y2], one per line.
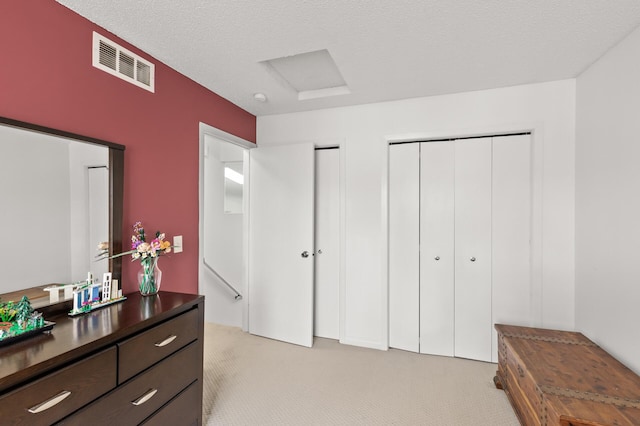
[0, 1, 256, 295]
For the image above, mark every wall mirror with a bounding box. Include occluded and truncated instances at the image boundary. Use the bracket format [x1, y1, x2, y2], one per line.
[0, 116, 124, 310]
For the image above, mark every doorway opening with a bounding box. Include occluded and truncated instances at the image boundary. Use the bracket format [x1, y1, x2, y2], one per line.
[199, 123, 253, 329]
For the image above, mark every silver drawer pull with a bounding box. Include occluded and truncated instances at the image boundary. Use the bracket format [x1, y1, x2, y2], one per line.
[131, 388, 158, 406]
[28, 390, 71, 413]
[154, 335, 178, 347]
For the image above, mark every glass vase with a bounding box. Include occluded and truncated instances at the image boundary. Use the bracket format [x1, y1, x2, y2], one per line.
[138, 257, 162, 296]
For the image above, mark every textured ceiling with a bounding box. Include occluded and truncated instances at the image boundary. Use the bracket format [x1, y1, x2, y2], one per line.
[56, 0, 640, 116]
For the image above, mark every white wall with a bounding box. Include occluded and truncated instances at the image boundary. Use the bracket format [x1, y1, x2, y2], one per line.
[258, 80, 576, 349]
[576, 25, 640, 374]
[0, 125, 72, 292]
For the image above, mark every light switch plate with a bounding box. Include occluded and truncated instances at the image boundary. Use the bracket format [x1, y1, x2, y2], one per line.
[173, 235, 183, 253]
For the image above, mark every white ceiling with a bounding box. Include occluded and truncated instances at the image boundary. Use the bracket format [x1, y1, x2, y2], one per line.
[56, 0, 640, 117]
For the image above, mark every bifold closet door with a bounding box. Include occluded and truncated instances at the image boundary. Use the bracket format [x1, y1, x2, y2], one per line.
[419, 142, 455, 356]
[388, 143, 420, 352]
[454, 138, 492, 362]
[390, 135, 531, 361]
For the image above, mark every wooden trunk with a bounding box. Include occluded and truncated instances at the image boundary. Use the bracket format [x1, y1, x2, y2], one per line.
[494, 324, 640, 426]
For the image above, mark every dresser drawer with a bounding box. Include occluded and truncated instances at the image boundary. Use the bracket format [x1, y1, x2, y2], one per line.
[140, 380, 201, 426]
[0, 347, 116, 426]
[59, 341, 200, 426]
[118, 307, 199, 382]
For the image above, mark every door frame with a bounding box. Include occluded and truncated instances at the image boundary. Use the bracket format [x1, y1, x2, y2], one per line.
[382, 124, 544, 350]
[199, 122, 255, 331]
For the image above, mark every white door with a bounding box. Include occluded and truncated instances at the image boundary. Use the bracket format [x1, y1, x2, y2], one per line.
[388, 143, 420, 352]
[419, 142, 455, 356]
[454, 138, 493, 362]
[248, 143, 315, 347]
[314, 148, 340, 339]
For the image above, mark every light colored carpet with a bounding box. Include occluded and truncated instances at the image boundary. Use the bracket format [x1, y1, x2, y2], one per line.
[203, 323, 519, 425]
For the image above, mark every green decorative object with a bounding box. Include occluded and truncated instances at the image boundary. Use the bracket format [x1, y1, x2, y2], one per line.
[0, 296, 54, 346]
[0, 300, 17, 323]
[16, 296, 33, 326]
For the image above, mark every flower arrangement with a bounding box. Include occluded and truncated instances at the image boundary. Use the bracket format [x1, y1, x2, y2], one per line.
[97, 221, 172, 295]
[129, 221, 172, 260]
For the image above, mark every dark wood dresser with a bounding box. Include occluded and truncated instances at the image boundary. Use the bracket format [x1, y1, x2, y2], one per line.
[494, 324, 640, 426]
[0, 291, 204, 425]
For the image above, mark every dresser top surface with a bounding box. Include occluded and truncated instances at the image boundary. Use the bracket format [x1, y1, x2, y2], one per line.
[0, 291, 203, 393]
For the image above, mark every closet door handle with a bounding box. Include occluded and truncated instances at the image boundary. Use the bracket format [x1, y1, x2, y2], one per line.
[434, 256, 440, 261]
[470, 257, 476, 262]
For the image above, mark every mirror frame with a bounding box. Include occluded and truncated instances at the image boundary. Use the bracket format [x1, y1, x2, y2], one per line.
[0, 116, 125, 313]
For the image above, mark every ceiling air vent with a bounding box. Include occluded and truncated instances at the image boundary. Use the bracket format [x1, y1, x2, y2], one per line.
[92, 32, 155, 93]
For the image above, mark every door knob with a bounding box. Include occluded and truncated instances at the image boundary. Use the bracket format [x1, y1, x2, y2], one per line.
[301, 251, 310, 258]
[434, 256, 440, 261]
[470, 257, 476, 262]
